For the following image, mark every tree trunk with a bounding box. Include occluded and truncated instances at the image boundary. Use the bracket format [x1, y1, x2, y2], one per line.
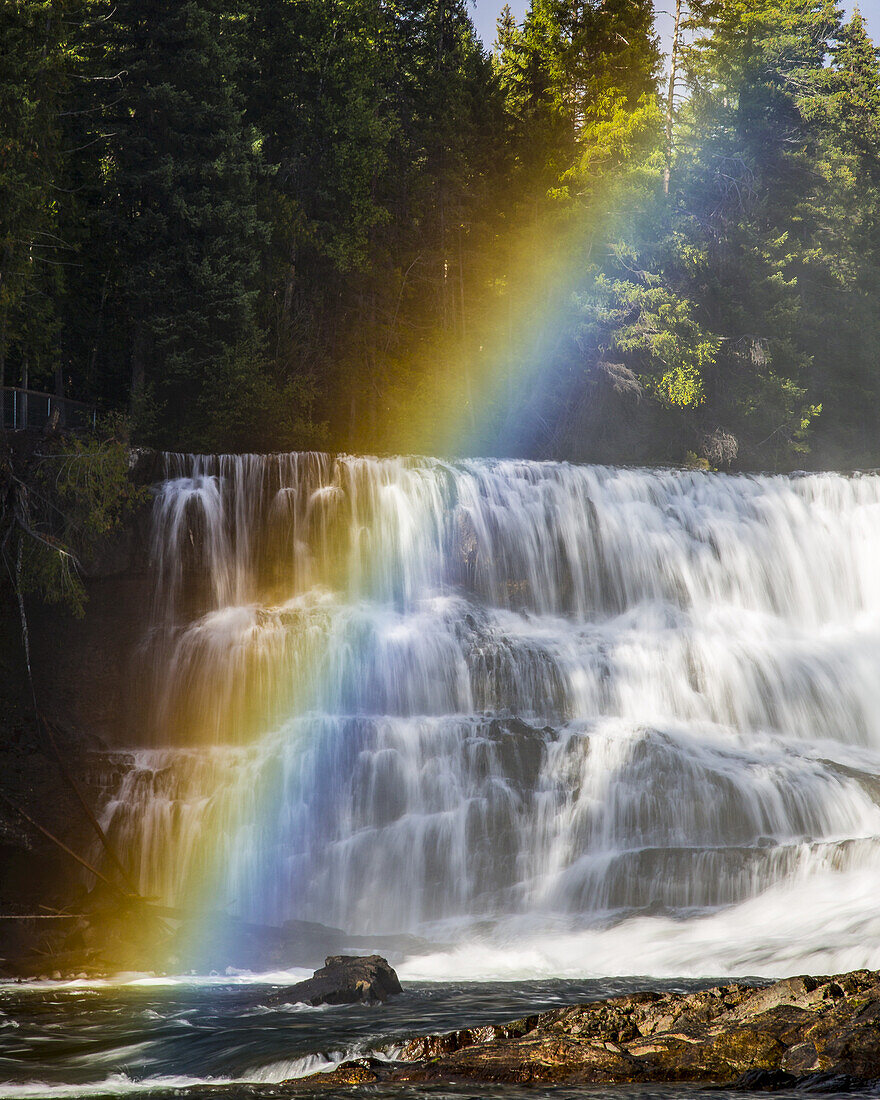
[664, 0, 684, 195]
[21, 356, 29, 428]
[0, 319, 6, 430]
[88, 269, 111, 383]
[130, 327, 146, 414]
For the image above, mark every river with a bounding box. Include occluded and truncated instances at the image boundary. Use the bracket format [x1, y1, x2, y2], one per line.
[0, 974, 761, 1096]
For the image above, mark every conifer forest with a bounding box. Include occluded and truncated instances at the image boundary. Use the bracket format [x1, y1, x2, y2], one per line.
[3, 0, 880, 468]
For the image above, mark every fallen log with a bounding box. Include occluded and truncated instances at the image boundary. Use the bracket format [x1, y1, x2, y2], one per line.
[36, 709, 139, 895]
[0, 790, 133, 898]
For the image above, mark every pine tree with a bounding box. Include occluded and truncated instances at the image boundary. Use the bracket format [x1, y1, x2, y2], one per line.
[494, 3, 517, 57]
[97, 0, 264, 443]
[830, 8, 880, 158]
[0, 0, 72, 405]
[649, 0, 842, 465]
[792, 7, 880, 463]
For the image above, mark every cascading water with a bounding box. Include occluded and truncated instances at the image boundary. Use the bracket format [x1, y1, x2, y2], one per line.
[102, 454, 880, 977]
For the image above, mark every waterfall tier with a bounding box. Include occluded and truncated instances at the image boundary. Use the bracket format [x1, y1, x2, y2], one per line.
[102, 455, 880, 974]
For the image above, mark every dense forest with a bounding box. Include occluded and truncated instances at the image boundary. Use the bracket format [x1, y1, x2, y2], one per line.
[3, 0, 880, 468]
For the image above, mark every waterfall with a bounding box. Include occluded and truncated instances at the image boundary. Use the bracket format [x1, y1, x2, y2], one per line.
[102, 454, 880, 975]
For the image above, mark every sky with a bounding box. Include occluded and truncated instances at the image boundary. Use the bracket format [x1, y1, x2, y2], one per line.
[471, 0, 880, 56]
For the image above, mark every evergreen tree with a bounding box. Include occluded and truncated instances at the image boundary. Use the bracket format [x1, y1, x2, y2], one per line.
[0, 0, 72, 404]
[243, 0, 393, 445]
[494, 3, 517, 57]
[795, 7, 880, 462]
[829, 6, 880, 152]
[648, 0, 840, 464]
[97, 0, 264, 444]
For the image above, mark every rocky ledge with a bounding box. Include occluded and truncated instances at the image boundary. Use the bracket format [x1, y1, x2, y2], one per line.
[293, 969, 880, 1091]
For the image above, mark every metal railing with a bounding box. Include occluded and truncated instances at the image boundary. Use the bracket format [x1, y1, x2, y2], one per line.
[1, 387, 97, 432]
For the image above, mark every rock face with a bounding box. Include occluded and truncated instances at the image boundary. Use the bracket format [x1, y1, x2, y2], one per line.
[270, 955, 402, 1007]
[291, 970, 880, 1090]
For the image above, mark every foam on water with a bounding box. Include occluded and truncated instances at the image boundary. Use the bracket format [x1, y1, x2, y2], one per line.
[0, 969, 314, 992]
[0, 1078, 235, 1099]
[399, 862, 880, 980]
[98, 456, 880, 974]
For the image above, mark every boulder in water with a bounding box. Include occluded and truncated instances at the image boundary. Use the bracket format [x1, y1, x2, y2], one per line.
[271, 954, 402, 1006]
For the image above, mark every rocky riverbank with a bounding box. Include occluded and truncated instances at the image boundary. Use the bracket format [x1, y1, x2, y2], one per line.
[292, 969, 880, 1091]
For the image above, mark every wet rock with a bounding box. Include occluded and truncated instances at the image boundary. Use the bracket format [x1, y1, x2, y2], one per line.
[288, 969, 880, 1089]
[270, 954, 402, 1006]
[284, 1058, 394, 1091]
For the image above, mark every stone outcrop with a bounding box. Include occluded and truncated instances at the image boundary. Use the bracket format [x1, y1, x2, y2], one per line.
[269, 955, 403, 1007]
[289, 969, 880, 1090]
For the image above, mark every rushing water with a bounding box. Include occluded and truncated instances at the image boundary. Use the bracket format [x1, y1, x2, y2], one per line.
[95, 455, 880, 977]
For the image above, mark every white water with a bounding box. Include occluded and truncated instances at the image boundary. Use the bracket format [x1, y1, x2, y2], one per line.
[101, 455, 880, 977]
[0, 1045, 400, 1099]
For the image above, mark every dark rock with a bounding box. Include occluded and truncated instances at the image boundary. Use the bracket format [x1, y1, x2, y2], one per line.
[270, 954, 402, 1006]
[287, 968, 880, 1089]
[732, 1068, 798, 1090]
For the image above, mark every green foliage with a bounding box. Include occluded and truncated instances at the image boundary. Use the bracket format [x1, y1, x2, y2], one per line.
[2, 0, 880, 469]
[0, 0, 74, 390]
[106, 0, 265, 442]
[197, 342, 329, 454]
[588, 275, 717, 409]
[548, 0, 880, 468]
[2, 419, 147, 614]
